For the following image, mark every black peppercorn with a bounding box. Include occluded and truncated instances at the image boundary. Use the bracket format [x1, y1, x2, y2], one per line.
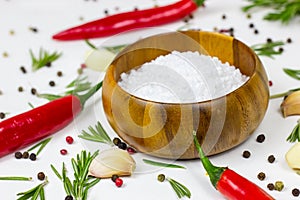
[37, 172, 46, 180]
[242, 150, 251, 158]
[0, 112, 5, 119]
[65, 195, 74, 200]
[222, 14, 226, 20]
[20, 66, 27, 74]
[49, 81, 55, 87]
[22, 151, 29, 159]
[29, 27, 38, 33]
[57, 71, 63, 77]
[278, 47, 284, 53]
[287, 38, 292, 43]
[45, 62, 52, 67]
[31, 88, 37, 95]
[111, 174, 119, 182]
[268, 155, 275, 163]
[256, 134, 265, 143]
[267, 183, 275, 191]
[257, 172, 266, 181]
[29, 153, 37, 161]
[292, 188, 300, 197]
[15, 151, 23, 159]
[254, 29, 259, 34]
[18, 86, 24, 92]
[249, 23, 254, 28]
[266, 38, 272, 43]
[157, 174, 166, 182]
[118, 142, 127, 150]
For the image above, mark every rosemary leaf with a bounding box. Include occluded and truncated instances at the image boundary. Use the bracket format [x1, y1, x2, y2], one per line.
[167, 177, 191, 199]
[270, 87, 300, 99]
[287, 120, 300, 142]
[27, 137, 52, 156]
[104, 44, 127, 54]
[143, 159, 186, 169]
[50, 164, 62, 180]
[251, 41, 285, 58]
[79, 121, 113, 145]
[37, 93, 63, 101]
[283, 68, 300, 80]
[0, 176, 32, 181]
[30, 48, 62, 71]
[17, 180, 48, 200]
[85, 39, 97, 50]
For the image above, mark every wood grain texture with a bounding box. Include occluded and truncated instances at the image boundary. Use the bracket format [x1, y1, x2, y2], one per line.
[102, 30, 269, 159]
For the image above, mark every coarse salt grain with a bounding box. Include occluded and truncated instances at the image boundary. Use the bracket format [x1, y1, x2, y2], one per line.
[118, 51, 249, 103]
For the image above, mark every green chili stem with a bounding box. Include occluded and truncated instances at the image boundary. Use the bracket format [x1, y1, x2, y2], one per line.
[77, 81, 102, 107]
[193, 0, 205, 7]
[193, 131, 225, 188]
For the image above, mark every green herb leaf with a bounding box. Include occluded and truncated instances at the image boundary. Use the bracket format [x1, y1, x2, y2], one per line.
[0, 176, 32, 181]
[51, 150, 100, 199]
[143, 159, 186, 169]
[287, 120, 300, 142]
[270, 87, 300, 99]
[78, 121, 113, 145]
[166, 177, 191, 199]
[27, 137, 52, 156]
[16, 179, 48, 200]
[251, 40, 285, 59]
[30, 48, 62, 71]
[242, 0, 300, 24]
[283, 68, 300, 80]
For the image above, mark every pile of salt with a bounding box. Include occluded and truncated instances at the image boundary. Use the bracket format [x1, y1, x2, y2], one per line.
[118, 51, 249, 103]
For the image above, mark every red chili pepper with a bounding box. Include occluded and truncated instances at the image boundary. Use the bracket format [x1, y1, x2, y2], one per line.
[0, 81, 102, 158]
[52, 0, 205, 41]
[193, 134, 274, 200]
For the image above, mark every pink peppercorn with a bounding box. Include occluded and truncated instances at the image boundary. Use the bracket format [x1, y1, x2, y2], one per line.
[115, 178, 123, 187]
[60, 149, 68, 155]
[269, 80, 273, 87]
[66, 136, 74, 144]
[127, 147, 136, 154]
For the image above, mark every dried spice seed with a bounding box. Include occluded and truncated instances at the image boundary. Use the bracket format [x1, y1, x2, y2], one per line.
[2, 52, 9, 58]
[268, 155, 275, 163]
[127, 147, 136, 154]
[115, 178, 123, 187]
[66, 136, 74, 144]
[266, 38, 273, 43]
[0, 112, 5, 119]
[29, 27, 38, 33]
[292, 188, 300, 197]
[278, 47, 284, 53]
[37, 172, 46, 180]
[118, 142, 127, 150]
[60, 149, 68, 155]
[222, 14, 226, 19]
[242, 150, 251, 158]
[9, 30, 15, 35]
[15, 151, 23, 159]
[268, 80, 273, 87]
[45, 62, 52, 67]
[274, 181, 284, 191]
[29, 153, 37, 161]
[31, 88, 37, 95]
[20, 66, 27, 74]
[254, 29, 259, 34]
[249, 23, 254, 28]
[49, 81, 55, 87]
[257, 172, 266, 181]
[256, 134, 266, 143]
[246, 13, 252, 19]
[57, 71, 63, 77]
[287, 38, 292, 43]
[0, 90, 2, 95]
[22, 151, 29, 159]
[18, 86, 24, 92]
[267, 183, 275, 191]
[157, 174, 166, 182]
[104, 9, 109, 15]
[111, 174, 119, 182]
[113, 137, 121, 146]
[65, 195, 74, 200]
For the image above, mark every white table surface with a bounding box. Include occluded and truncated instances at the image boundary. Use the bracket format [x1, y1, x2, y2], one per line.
[1, 0, 300, 199]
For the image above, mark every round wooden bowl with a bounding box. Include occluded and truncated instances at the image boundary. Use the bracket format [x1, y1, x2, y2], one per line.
[102, 30, 269, 159]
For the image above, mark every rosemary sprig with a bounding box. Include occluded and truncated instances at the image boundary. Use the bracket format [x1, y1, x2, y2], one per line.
[78, 121, 113, 145]
[158, 174, 191, 199]
[30, 48, 62, 71]
[38, 76, 92, 101]
[85, 39, 127, 54]
[51, 150, 100, 200]
[143, 159, 186, 169]
[287, 119, 300, 142]
[242, 0, 300, 24]
[27, 137, 52, 156]
[251, 40, 285, 58]
[16, 179, 48, 200]
[283, 68, 300, 80]
[0, 176, 32, 181]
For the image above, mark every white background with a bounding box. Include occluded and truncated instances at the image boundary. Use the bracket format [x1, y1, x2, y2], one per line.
[0, 0, 300, 199]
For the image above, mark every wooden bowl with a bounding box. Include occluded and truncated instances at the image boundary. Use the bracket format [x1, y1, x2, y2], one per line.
[102, 30, 269, 159]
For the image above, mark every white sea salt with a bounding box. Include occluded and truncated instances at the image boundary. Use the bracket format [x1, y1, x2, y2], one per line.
[118, 51, 249, 103]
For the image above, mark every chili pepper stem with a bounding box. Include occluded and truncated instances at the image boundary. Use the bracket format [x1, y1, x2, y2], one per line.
[77, 81, 102, 106]
[193, 131, 226, 188]
[193, 0, 205, 7]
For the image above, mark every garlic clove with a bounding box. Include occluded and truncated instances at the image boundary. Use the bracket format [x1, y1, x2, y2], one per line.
[281, 90, 300, 117]
[285, 142, 300, 173]
[84, 48, 116, 72]
[89, 148, 136, 178]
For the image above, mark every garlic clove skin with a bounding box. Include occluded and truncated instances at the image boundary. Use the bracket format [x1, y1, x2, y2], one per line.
[285, 142, 300, 173]
[89, 148, 136, 178]
[281, 90, 300, 117]
[84, 48, 116, 72]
